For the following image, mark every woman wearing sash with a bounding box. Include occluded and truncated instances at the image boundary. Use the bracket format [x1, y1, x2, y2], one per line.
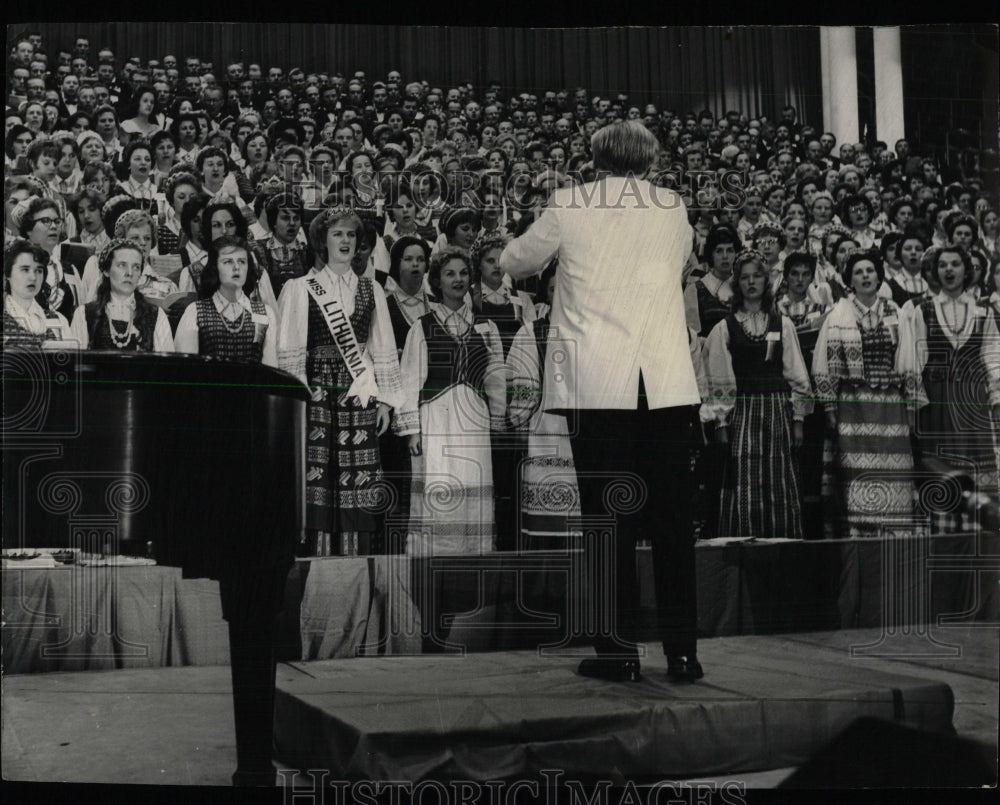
[399, 247, 506, 555]
[277, 207, 408, 556]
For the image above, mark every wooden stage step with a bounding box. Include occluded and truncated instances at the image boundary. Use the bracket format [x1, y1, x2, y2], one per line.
[271, 633, 961, 782]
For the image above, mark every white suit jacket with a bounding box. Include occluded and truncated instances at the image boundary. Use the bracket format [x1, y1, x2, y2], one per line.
[500, 175, 701, 411]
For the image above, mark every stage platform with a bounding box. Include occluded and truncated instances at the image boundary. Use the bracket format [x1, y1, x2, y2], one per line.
[271, 633, 962, 783]
[4, 628, 995, 788]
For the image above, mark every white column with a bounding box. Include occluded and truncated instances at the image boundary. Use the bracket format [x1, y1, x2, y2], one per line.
[819, 27, 832, 132]
[873, 26, 905, 149]
[820, 26, 859, 145]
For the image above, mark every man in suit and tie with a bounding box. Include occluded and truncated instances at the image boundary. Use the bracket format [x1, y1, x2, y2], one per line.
[500, 121, 703, 684]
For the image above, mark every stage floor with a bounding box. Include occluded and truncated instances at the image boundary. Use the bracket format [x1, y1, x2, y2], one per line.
[2, 627, 996, 789]
[271, 635, 959, 781]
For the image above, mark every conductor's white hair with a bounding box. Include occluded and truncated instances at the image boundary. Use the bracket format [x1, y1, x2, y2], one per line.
[591, 121, 659, 176]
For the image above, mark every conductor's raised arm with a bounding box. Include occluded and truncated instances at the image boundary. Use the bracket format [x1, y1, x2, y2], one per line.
[499, 206, 560, 280]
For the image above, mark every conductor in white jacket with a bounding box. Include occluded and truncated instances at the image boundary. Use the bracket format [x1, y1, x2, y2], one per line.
[500, 121, 704, 684]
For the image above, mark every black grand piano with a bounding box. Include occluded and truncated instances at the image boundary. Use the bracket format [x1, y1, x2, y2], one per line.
[2, 348, 310, 786]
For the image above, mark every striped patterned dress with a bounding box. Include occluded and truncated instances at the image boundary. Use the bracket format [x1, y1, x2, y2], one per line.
[277, 268, 413, 556]
[900, 294, 1000, 533]
[703, 312, 813, 540]
[194, 296, 266, 363]
[507, 316, 582, 550]
[813, 297, 916, 538]
[302, 279, 382, 542]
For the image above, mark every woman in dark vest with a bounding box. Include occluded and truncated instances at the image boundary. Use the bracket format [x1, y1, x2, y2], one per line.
[156, 170, 203, 256]
[813, 250, 915, 538]
[173, 235, 277, 366]
[885, 232, 930, 308]
[398, 247, 506, 555]
[899, 245, 1000, 532]
[684, 223, 741, 540]
[472, 231, 537, 361]
[256, 192, 309, 299]
[276, 206, 406, 557]
[69, 237, 173, 351]
[702, 249, 813, 540]
[384, 236, 432, 354]
[470, 230, 535, 549]
[683, 223, 740, 343]
[378, 235, 433, 550]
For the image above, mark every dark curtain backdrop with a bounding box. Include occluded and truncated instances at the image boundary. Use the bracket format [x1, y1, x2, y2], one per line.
[18, 24, 823, 123]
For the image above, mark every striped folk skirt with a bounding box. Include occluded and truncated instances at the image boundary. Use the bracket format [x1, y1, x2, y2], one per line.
[305, 347, 383, 550]
[518, 411, 581, 550]
[719, 395, 803, 540]
[407, 385, 495, 556]
[822, 383, 916, 539]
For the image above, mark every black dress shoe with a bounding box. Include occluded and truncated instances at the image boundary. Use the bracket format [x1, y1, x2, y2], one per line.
[577, 658, 642, 683]
[666, 655, 704, 683]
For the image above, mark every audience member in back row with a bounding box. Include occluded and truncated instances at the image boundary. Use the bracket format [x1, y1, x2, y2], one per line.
[5, 33, 999, 553]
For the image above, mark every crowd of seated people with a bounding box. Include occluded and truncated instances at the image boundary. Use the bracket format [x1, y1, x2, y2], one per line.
[5, 31, 1000, 555]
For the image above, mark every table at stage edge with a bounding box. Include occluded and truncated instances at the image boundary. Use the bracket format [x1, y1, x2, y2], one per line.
[4, 533, 997, 674]
[2, 564, 230, 674]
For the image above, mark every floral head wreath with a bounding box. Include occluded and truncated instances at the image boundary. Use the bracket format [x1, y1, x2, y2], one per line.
[309, 205, 361, 244]
[430, 246, 472, 275]
[824, 223, 852, 242]
[8, 199, 34, 233]
[163, 171, 201, 202]
[733, 248, 766, 272]
[470, 231, 508, 268]
[77, 130, 104, 148]
[318, 204, 359, 223]
[207, 192, 240, 207]
[20, 175, 48, 197]
[97, 237, 146, 273]
[101, 194, 135, 221]
[748, 222, 783, 242]
[113, 208, 153, 240]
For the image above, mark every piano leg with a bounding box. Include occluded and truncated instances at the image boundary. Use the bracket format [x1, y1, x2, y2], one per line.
[227, 618, 278, 787]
